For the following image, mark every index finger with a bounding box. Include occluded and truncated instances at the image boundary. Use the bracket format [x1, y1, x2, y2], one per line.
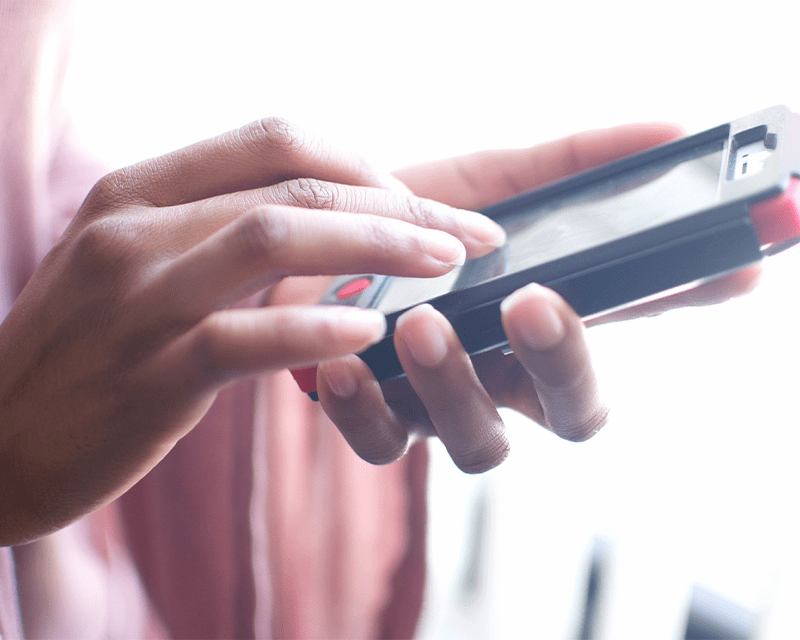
[101, 117, 389, 208]
[393, 123, 686, 209]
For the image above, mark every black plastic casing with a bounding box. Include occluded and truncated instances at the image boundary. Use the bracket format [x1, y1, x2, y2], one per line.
[325, 106, 800, 383]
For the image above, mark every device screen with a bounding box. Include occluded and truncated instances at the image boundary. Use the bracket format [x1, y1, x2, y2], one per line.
[377, 138, 727, 314]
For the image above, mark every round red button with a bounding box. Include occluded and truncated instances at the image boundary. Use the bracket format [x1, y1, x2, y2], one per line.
[336, 277, 372, 300]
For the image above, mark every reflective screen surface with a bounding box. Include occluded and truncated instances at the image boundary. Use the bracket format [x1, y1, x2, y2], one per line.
[378, 139, 726, 314]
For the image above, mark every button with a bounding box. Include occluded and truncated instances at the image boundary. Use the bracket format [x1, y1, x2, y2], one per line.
[337, 277, 372, 300]
[290, 366, 318, 393]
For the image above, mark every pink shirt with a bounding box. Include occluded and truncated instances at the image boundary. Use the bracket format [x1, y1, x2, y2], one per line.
[0, 1, 426, 637]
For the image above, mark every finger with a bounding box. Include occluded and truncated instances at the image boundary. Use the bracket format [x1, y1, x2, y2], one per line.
[585, 265, 763, 326]
[393, 123, 686, 209]
[393, 305, 510, 473]
[155, 205, 468, 314]
[171, 305, 387, 389]
[175, 179, 506, 258]
[317, 355, 410, 465]
[500, 284, 608, 442]
[101, 117, 390, 207]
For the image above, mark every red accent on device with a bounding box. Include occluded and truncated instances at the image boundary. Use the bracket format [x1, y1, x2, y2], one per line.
[290, 366, 318, 394]
[290, 277, 373, 395]
[750, 177, 800, 247]
[337, 277, 372, 300]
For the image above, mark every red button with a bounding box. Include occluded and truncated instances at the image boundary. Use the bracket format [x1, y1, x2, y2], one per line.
[337, 277, 372, 300]
[290, 366, 318, 393]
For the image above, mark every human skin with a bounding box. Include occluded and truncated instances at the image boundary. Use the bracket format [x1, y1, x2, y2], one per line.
[0, 118, 759, 546]
[315, 122, 762, 472]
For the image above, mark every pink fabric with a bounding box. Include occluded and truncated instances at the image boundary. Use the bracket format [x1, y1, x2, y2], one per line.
[0, 1, 427, 637]
[0, 550, 22, 640]
[119, 373, 427, 639]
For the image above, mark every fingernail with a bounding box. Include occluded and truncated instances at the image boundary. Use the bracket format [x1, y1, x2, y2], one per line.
[456, 209, 507, 250]
[334, 308, 387, 347]
[396, 305, 449, 367]
[421, 229, 466, 267]
[500, 284, 565, 351]
[320, 358, 359, 399]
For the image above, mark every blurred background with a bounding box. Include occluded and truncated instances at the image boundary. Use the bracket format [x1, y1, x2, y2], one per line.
[63, 0, 800, 637]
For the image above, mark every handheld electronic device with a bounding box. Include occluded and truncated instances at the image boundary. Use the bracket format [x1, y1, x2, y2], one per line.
[292, 106, 800, 399]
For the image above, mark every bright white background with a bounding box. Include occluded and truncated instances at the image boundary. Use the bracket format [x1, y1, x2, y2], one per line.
[64, 0, 800, 637]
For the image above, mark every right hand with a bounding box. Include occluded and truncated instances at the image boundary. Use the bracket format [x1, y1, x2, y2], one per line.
[0, 118, 505, 546]
[315, 124, 762, 474]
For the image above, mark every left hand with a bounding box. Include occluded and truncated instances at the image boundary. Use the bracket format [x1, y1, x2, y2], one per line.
[314, 123, 762, 473]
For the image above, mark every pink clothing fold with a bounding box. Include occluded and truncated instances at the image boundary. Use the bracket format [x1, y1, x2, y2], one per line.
[0, 550, 22, 640]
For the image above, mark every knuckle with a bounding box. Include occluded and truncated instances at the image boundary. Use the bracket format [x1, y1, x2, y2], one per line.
[237, 207, 290, 265]
[249, 116, 309, 157]
[83, 169, 139, 212]
[402, 194, 439, 228]
[70, 217, 139, 276]
[280, 178, 339, 210]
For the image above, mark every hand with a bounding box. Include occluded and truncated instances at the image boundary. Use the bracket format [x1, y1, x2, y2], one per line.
[316, 124, 762, 473]
[0, 118, 507, 545]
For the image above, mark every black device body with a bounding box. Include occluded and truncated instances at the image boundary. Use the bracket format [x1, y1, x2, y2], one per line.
[316, 106, 800, 384]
